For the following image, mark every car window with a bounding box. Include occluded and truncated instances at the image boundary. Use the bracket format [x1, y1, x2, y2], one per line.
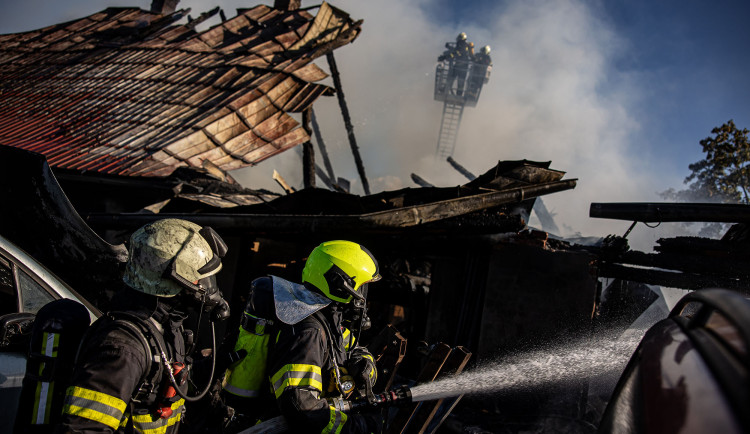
[0, 254, 17, 315]
[17, 268, 55, 314]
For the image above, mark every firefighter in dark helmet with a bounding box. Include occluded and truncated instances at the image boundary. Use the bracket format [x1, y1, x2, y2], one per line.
[56, 218, 230, 434]
[223, 240, 382, 433]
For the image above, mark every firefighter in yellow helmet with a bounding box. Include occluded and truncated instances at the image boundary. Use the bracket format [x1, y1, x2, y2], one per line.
[57, 219, 230, 434]
[442, 32, 472, 96]
[224, 240, 382, 433]
[467, 45, 492, 99]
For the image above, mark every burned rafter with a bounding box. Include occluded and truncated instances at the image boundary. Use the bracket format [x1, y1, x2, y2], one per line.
[87, 179, 577, 233]
[446, 156, 477, 181]
[310, 108, 339, 188]
[411, 173, 435, 188]
[327, 51, 370, 195]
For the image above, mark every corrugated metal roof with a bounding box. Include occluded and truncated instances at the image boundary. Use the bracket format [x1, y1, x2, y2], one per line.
[0, 3, 360, 176]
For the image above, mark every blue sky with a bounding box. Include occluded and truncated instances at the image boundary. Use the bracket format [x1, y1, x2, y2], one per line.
[2, 0, 749, 245]
[423, 0, 750, 173]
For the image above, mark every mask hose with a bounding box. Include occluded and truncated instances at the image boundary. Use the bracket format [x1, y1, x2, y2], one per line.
[155, 320, 217, 402]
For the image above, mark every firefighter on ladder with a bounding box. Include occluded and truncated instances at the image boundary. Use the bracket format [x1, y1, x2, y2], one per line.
[439, 32, 473, 97]
[467, 45, 492, 100]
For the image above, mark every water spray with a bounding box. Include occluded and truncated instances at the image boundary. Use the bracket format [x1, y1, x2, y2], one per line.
[408, 328, 648, 403]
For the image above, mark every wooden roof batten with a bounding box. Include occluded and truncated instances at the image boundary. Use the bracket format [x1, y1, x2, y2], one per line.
[0, 2, 362, 177]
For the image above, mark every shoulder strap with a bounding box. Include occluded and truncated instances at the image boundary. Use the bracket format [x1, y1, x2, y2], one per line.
[107, 311, 166, 404]
[310, 311, 347, 393]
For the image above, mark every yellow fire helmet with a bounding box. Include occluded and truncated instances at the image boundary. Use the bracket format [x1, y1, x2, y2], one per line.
[123, 218, 227, 297]
[302, 240, 381, 304]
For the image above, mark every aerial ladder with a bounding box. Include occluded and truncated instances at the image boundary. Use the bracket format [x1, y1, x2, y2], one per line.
[434, 40, 491, 158]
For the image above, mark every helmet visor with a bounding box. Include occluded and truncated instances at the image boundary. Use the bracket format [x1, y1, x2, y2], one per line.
[196, 226, 227, 275]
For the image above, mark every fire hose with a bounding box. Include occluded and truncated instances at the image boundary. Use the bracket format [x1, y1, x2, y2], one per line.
[237, 386, 413, 434]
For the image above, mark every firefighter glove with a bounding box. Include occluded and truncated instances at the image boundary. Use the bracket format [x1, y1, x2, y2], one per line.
[346, 347, 377, 393]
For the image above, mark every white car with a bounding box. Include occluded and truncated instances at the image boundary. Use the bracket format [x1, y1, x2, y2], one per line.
[0, 234, 99, 432]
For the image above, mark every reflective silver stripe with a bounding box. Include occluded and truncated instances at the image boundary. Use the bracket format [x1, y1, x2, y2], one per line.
[324, 405, 347, 434]
[222, 382, 260, 398]
[272, 370, 324, 392]
[132, 402, 184, 433]
[35, 332, 58, 424]
[331, 409, 343, 433]
[63, 395, 125, 421]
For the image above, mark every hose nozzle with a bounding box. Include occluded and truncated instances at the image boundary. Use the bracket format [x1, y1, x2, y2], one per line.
[330, 386, 412, 413]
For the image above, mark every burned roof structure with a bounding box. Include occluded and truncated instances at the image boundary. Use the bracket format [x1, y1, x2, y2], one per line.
[0, 2, 360, 176]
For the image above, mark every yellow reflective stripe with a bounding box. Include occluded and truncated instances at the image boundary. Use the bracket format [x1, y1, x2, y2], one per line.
[62, 386, 127, 430]
[131, 399, 185, 434]
[323, 405, 347, 434]
[342, 329, 356, 352]
[32, 332, 60, 424]
[64, 405, 122, 430]
[271, 364, 323, 398]
[222, 382, 260, 398]
[363, 353, 375, 379]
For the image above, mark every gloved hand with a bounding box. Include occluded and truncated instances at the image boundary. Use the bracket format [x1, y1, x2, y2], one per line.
[346, 347, 377, 396]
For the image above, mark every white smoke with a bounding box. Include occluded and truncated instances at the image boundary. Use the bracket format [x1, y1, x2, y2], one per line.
[233, 0, 687, 249]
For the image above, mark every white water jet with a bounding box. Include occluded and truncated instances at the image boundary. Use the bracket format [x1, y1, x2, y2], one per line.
[410, 329, 647, 403]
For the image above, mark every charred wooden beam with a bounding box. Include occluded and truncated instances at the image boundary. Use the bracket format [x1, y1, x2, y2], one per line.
[613, 250, 750, 279]
[302, 108, 316, 189]
[598, 263, 750, 294]
[87, 179, 577, 232]
[327, 52, 371, 195]
[314, 163, 335, 190]
[411, 173, 435, 188]
[656, 236, 750, 255]
[590, 202, 750, 223]
[310, 108, 337, 186]
[446, 156, 476, 181]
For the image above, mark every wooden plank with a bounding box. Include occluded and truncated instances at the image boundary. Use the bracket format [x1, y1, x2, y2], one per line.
[387, 343, 452, 434]
[368, 325, 407, 393]
[417, 347, 471, 434]
[273, 169, 296, 194]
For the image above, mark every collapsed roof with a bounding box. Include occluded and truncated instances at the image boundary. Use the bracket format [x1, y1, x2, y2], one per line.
[0, 2, 360, 176]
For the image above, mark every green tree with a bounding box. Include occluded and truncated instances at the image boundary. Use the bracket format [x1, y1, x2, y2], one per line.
[662, 119, 750, 204]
